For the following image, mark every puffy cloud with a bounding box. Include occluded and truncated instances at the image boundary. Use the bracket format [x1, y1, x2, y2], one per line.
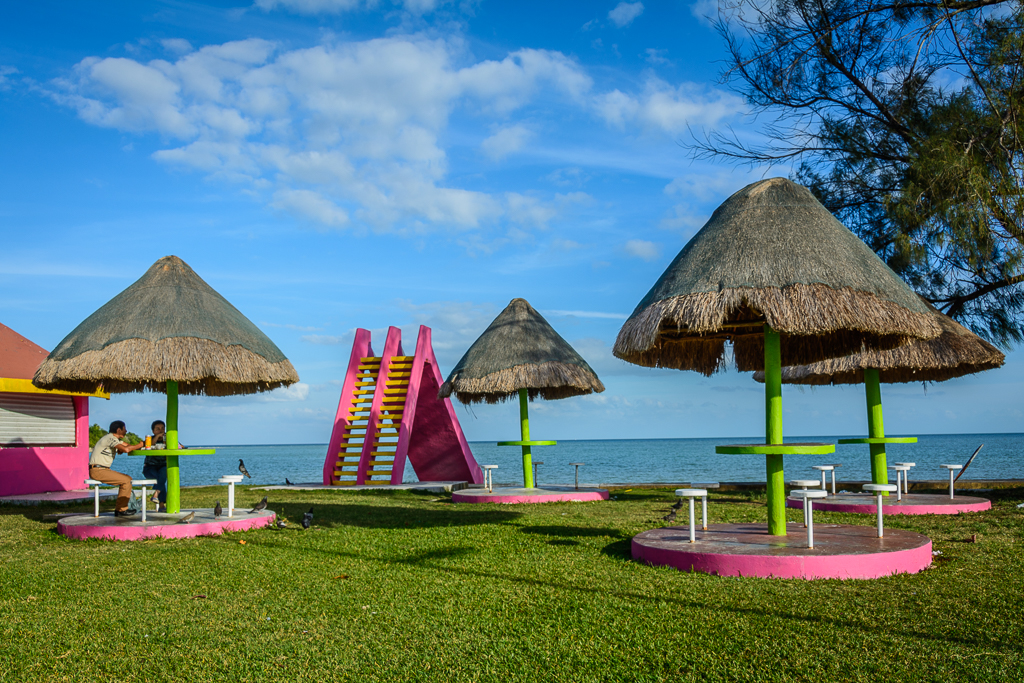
[608, 2, 644, 27]
[596, 76, 743, 133]
[481, 124, 532, 160]
[272, 189, 350, 227]
[624, 239, 660, 261]
[255, 0, 450, 14]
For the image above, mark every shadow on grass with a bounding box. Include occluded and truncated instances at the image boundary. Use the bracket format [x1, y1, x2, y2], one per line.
[251, 537, 1000, 649]
[266, 503, 523, 530]
[600, 538, 633, 560]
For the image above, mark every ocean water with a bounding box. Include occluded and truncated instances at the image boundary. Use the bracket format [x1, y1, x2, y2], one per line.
[111, 433, 1024, 489]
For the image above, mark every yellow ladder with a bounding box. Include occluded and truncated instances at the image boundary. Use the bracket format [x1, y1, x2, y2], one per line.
[362, 356, 414, 483]
[331, 356, 381, 485]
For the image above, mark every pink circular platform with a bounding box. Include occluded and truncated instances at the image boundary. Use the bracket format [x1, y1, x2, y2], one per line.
[786, 493, 991, 516]
[57, 508, 276, 541]
[632, 522, 932, 579]
[452, 486, 609, 504]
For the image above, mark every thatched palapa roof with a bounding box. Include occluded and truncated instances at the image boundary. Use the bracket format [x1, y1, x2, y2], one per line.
[438, 298, 605, 404]
[613, 178, 942, 375]
[753, 300, 1004, 385]
[33, 255, 299, 396]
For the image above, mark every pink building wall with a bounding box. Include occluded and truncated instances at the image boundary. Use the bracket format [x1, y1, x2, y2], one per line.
[0, 395, 90, 497]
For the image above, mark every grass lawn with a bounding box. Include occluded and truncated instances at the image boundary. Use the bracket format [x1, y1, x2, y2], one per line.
[1, 485, 1022, 682]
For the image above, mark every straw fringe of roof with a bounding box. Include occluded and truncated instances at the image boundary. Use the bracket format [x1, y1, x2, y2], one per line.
[613, 284, 942, 375]
[440, 361, 605, 405]
[753, 312, 1005, 385]
[33, 337, 299, 396]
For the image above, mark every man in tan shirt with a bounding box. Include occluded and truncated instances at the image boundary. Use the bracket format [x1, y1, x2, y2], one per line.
[90, 420, 144, 516]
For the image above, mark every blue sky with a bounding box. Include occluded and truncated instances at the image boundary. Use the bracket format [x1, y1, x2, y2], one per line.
[1, 0, 1020, 446]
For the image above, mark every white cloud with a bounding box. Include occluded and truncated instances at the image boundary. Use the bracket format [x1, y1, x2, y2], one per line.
[624, 239, 660, 261]
[644, 48, 670, 65]
[0, 65, 19, 89]
[608, 2, 644, 27]
[161, 39, 194, 56]
[272, 189, 350, 227]
[596, 76, 743, 133]
[481, 124, 532, 160]
[260, 382, 310, 401]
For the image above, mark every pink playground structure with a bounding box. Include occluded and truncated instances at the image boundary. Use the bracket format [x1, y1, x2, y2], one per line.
[323, 325, 482, 486]
[0, 322, 107, 497]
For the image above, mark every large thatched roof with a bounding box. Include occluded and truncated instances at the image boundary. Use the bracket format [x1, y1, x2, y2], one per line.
[33, 256, 299, 396]
[438, 298, 605, 404]
[753, 300, 1004, 385]
[613, 178, 942, 375]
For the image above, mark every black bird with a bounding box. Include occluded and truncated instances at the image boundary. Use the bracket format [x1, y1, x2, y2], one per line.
[238, 459, 252, 478]
[302, 507, 313, 529]
[285, 478, 293, 486]
[671, 499, 684, 510]
[662, 510, 677, 523]
[214, 501, 222, 518]
[249, 496, 268, 513]
[179, 511, 195, 524]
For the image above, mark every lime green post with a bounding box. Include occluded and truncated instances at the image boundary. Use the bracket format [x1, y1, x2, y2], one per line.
[764, 326, 786, 536]
[519, 389, 535, 489]
[864, 368, 889, 492]
[165, 380, 181, 514]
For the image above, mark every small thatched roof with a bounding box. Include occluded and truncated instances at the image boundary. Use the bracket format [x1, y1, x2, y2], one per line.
[33, 256, 299, 396]
[753, 300, 1005, 385]
[438, 298, 605, 404]
[613, 178, 942, 375]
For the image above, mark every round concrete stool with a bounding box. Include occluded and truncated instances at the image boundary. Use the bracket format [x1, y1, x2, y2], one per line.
[863, 484, 898, 536]
[131, 479, 158, 522]
[789, 480, 821, 527]
[894, 462, 916, 494]
[481, 465, 498, 492]
[940, 464, 962, 499]
[532, 461, 544, 487]
[674, 489, 709, 543]
[888, 465, 911, 502]
[218, 475, 245, 517]
[568, 463, 584, 490]
[812, 465, 836, 495]
[84, 479, 115, 518]
[788, 489, 828, 548]
[690, 483, 719, 530]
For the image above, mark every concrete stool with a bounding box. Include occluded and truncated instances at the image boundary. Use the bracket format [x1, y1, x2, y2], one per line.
[690, 483, 719, 530]
[132, 479, 157, 523]
[674, 489, 709, 543]
[532, 461, 544, 487]
[789, 480, 821, 527]
[481, 465, 498, 492]
[218, 475, 245, 517]
[788, 489, 827, 548]
[84, 479, 115, 518]
[569, 463, 584, 490]
[863, 484, 898, 537]
[894, 462, 915, 494]
[812, 465, 836, 495]
[888, 466, 911, 502]
[940, 465, 962, 499]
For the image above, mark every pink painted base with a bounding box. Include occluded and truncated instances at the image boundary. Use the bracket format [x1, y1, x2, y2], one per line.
[57, 508, 276, 541]
[452, 486, 610, 504]
[786, 493, 991, 516]
[632, 523, 933, 580]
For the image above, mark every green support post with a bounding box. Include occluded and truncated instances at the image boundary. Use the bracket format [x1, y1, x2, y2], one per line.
[519, 389, 534, 489]
[864, 368, 889, 493]
[165, 380, 181, 514]
[764, 326, 786, 536]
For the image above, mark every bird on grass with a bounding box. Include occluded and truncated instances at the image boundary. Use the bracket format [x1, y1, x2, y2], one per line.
[661, 510, 677, 523]
[214, 501, 222, 519]
[179, 511, 195, 524]
[671, 499, 684, 510]
[249, 496, 268, 513]
[302, 507, 314, 529]
[238, 459, 252, 478]
[276, 519, 287, 529]
[285, 478, 293, 486]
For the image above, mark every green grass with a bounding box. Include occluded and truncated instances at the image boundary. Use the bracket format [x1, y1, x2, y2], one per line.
[1, 486, 1023, 682]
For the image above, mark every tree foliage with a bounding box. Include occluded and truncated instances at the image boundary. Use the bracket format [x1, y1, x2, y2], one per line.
[88, 424, 142, 447]
[698, 0, 1024, 345]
